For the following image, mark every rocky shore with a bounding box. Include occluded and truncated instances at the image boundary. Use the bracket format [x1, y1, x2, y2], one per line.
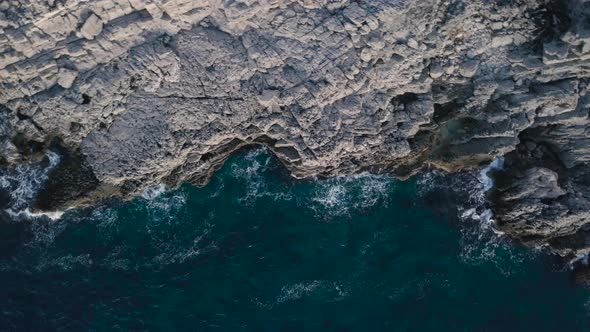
[0, 0, 589, 257]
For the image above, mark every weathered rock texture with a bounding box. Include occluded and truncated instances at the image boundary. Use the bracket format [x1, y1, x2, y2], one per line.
[0, 1, 589, 256]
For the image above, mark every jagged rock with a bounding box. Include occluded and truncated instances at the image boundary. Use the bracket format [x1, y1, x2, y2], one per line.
[56, 68, 78, 89]
[491, 35, 514, 48]
[500, 167, 566, 201]
[429, 63, 444, 79]
[459, 60, 479, 78]
[0, 0, 589, 257]
[78, 13, 103, 40]
[407, 38, 419, 50]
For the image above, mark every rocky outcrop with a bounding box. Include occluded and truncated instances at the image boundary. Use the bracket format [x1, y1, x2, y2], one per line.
[0, 1, 589, 256]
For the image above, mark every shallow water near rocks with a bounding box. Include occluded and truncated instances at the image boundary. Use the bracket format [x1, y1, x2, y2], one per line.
[1, 148, 590, 331]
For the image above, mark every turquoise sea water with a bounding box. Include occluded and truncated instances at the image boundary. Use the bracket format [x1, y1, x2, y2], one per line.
[1, 148, 590, 331]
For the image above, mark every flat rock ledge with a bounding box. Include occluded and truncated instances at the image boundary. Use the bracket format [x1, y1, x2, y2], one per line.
[1, 0, 589, 257]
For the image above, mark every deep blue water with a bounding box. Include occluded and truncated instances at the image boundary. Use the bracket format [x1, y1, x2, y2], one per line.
[1, 148, 589, 331]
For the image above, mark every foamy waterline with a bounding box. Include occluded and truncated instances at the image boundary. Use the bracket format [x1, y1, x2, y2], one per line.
[479, 157, 504, 192]
[141, 183, 167, 200]
[5, 208, 69, 221]
[416, 156, 525, 273]
[569, 252, 590, 269]
[1, 151, 67, 220]
[309, 172, 393, 218]
[0, 148, 503, 226]
[0, 151, 61, 209]
[478, 157, 505, 232]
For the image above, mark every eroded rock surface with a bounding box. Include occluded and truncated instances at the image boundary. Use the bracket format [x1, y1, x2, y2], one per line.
[0, 0, 589, 256]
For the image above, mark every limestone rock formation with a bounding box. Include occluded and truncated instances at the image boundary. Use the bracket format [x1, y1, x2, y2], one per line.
[0, 0, 589, 257]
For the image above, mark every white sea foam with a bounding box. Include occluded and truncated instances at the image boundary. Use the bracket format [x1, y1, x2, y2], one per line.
[5, 207, 68, 221]
[230, 148, 267, 202]
[479, 156, 504, 192]
[569, 253, 590, 269]
[141, 183, 167, 200]
[1, 151, 68, 220]
[417, 158, 529, 274]
[255, 280, 348, 309]
[26, 213, 70, 247]
[93, 206, 120, 240]
[230, 148, 293, 204]
[309, 172, 393, 218]
[143, 190, 188, 225]
[229, 148, 392, 211]
[470, 157, 507, 236]
[276, 280, 324, 304]
[312, 184, 347, 210]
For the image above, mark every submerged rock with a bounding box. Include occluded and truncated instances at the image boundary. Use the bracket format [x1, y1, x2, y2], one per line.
[0, 0, 589, 256]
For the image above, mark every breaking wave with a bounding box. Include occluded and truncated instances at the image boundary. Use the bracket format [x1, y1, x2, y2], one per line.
[141, 183, 167, 200]
[480, 157, 504, 192]
[0, 151, 68, 220]
[6, 208, 66, 221]
[230, 147, 293, 204]
[308, 173, 394, 219]
[228, 147, 395, 219]
[417, 158, 534, 274]
[2, 148, 588, 330]
[0, 149, 535, 276]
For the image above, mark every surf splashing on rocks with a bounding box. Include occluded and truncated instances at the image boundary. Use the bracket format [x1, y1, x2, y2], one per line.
[0, 151, 67, 220]
[141, 183, 167, 200]
[480, 157, 504, 192]
[229, 147, 293, 204]
[228, 148, 396, 216]
[141, 190, 188, 227]
[5, 208, 66, 221]
[416, 158, 534, 274]
[0, 148, 530, 276]
[228, 148, 394, 215]
[308, 173, 394, 219]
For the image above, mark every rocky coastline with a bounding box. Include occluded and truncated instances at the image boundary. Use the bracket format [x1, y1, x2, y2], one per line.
[0, 0, 589, 258]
